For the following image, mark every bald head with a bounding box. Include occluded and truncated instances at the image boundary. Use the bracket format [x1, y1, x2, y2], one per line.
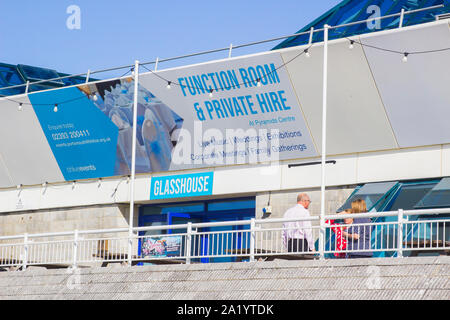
[297, 193, 311, 209]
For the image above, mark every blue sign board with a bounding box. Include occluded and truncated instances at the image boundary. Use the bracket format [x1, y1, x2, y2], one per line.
[150, 172, 214, 200]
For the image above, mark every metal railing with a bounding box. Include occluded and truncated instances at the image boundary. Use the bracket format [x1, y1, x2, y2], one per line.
[0, 208, 449, 270]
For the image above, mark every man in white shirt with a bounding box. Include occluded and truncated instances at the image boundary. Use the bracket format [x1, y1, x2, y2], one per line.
[282, 193, 315, 253]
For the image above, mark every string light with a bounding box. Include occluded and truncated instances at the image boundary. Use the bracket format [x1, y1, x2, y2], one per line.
[139, 42, 313, 95]
[349, 40, 355, 50]
[304, 49, 311, 58]
[139, 40, 450, 95]
[402, 52, 409, 63]
[2, 37, 449, 110]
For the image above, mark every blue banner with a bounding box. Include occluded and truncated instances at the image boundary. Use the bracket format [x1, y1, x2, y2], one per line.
[28, 87, 119, 181]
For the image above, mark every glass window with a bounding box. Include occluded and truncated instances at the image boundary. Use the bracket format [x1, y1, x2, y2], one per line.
[1, 71, 22, 85]
[337, 181, 398, 212]
[17, 64, 64, 86]
[207, 199, 255, 212]
[388, 182, 436, 211]
[141, 203, 205, 216]
[404, 0, 446, 26]
[415, 177, 450, 209]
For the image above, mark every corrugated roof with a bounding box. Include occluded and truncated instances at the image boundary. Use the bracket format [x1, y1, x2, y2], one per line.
[0, 63, 94, 97]
[273, 0, 450, 50]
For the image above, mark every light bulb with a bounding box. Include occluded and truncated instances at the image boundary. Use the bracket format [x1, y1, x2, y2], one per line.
[209, 89, 214, 98]
[166, 81, 171, 89]
[305, 49, 311, 58]
[18, 103, 23, 111]
[349, 41, 355, 50]
[53, 104, 58, 112]
[257, 79, 262, 87]
[92, 94, 98, 101]
[402, 53, 409, 63]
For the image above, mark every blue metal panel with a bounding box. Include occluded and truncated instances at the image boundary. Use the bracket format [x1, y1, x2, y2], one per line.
[0, 63, 95, 96]
[273, 0, 448, 50]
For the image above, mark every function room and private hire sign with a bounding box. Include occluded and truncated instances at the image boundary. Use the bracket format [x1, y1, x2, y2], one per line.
[138, 51, 318, 171]
[0, 50, 317, 188]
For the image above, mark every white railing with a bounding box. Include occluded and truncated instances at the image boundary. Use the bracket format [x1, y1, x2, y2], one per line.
[0, 208, 449, 270]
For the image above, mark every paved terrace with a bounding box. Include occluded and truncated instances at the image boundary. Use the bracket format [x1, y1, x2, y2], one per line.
[0, 256, 448, 300]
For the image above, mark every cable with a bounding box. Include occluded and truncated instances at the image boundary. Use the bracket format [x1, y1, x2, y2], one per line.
[0, 89, 98, 107]
[345, 37, 450, 55]
[2, 38, 450, 107]
[139, 43, 314, 93]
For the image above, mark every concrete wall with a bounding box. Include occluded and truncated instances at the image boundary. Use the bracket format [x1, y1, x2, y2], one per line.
[0, 204, 137, 236]
[0, 256, 448, 300]
[256, 187, 354, 220]
[0, 143, 448, 216]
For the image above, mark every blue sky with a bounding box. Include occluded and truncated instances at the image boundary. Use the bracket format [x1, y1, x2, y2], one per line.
[0, 1, 342, 78]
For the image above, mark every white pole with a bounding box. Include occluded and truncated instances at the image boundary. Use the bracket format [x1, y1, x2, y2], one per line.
[308, 27, 314, 45]
[128, 60, 139, 266]
[85, 69, 91, 83]
[319, 25, 329, 260]
[399, 8, 405, 28]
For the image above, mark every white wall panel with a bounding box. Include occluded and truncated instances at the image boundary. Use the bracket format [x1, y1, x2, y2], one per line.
[357, 146, 442, 183]
[0, 152, 13, 188]
[281, 155, 358, 190]
[361, 21, 450, 148]
[281, 39, 398, 156]
[213, 165, 282, 195]
[442, 144, 450, 177]
[0, 96, 64, 186]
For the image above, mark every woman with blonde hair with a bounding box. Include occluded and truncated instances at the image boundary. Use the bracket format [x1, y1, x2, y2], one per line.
[344, 199, 373, 258]
[351, 198, 367, 213]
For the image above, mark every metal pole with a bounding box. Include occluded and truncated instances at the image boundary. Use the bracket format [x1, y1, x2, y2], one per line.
[85, 69, 91, 83]
[399, 9, 405, 28]
[308, 27, 314, 45]
[23, 233, 28, 271]
[73, 229, 78, 269]
[186, 222, 192, 265]
[319, 25, 329, 260]
[228, 43, 233, 58]
[397, 209, 404, 258]
[128, 60, 140, 266]
[250, 218, 256, 262]
[154, 57, 159, 72]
